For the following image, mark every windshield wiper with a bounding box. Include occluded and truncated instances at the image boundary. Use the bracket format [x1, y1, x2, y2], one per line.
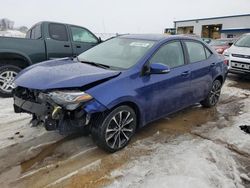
[79, 60, 110, 69]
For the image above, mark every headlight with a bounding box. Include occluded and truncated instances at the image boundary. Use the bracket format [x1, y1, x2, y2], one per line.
[223, 49, 230, 57]
[49, 91, 93, 109]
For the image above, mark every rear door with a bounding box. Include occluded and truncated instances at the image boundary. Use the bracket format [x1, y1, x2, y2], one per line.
[69, 26, 99, 56]
[141, 40, 192, 122]
[24, 24, 47, 63]
[45, 23, 73, 59]
[183, 40, 214, 102]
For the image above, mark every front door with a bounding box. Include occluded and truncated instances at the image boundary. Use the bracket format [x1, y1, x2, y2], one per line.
[140, 41, 192, 123]
[45, 23, 73, 59]
[69, 26, 99, 56]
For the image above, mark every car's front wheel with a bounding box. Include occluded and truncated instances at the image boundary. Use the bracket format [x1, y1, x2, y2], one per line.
[200, 79, 222, 108]
[91, 105, 137, 153]
[0, 65, 21, 97]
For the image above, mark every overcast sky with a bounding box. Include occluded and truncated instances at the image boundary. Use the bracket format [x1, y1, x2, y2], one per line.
[1, 0, 250, 34]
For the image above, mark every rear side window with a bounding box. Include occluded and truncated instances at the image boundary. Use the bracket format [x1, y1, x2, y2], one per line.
[30, 24, 42, 39]
[150, 41, 185, 68]
[70, 26, 98, 43]
[185, 41, 206, 63]
[49, 23, 68, 41]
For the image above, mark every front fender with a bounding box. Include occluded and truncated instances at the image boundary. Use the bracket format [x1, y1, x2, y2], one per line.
[83, 99, 108, 114]
[85, 96, 145, 128]
[105, 96, 145, 127]
[104, 96, 142, 110]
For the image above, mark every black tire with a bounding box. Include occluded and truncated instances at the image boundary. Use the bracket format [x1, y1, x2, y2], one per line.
[91, 105, 137, 153]
[200, 79, 222, 108]
[79, 125, 91, 136]
[0, 65, 22, 98]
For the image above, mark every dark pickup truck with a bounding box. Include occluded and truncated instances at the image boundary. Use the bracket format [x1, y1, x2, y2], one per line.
[0, 21, 101, 97]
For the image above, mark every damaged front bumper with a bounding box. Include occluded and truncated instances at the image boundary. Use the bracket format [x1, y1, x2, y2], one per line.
[14, 95, 48, 116]
[13, 87, 107, 134]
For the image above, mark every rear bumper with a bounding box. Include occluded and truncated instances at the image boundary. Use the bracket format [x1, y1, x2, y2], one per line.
[13, 96, 48, 116]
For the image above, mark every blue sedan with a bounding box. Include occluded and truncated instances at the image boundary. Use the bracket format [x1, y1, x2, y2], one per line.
[13, 34, 227, 152]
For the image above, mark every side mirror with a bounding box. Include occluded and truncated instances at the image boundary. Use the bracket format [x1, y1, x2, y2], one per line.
[228, 42, 233, 46]
[150, 63, 170, 74]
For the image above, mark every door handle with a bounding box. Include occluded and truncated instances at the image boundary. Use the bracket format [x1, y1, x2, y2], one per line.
[210, 62, 216, 67]
[181, 71, 191, 77]
[76, 45, 81, 48]
[64, 44, 70, 48]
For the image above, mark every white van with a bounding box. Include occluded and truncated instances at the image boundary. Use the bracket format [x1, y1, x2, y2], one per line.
[223, 33, 250, 74]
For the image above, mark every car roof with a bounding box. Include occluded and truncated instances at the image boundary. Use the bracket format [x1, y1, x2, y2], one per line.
[119, 34, 201, 42]
[30, 21, 90, 29]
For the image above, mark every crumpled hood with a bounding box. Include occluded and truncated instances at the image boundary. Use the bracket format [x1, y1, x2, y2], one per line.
[15, 58, 120, 90]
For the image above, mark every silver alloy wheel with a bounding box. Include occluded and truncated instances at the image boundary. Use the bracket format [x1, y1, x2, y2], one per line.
[105, 110, 135, 149]
[209, 80, 221, 106]
[0, 70, 17, 93]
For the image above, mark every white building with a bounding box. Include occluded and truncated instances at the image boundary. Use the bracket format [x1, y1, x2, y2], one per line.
[174, 14, 250, 39]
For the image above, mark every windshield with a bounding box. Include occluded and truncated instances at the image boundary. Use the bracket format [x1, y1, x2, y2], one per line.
[78, 37, 155, 69]
[235, 35, 250, 47]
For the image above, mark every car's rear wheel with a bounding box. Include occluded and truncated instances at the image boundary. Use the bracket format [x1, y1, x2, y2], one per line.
[200, 79, 222, 108]
[0, 65, 21, 98]
[91, 105, 137, 153]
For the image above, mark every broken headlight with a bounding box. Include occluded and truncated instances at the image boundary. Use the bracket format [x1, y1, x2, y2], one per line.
[49, 91, 93, 110]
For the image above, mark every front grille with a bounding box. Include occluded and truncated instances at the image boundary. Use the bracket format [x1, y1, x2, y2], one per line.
[232, 54, 250, 59]
[231, 61, 250, 65]
[231, 61, 250, 72]
[230, 66, 250, 72]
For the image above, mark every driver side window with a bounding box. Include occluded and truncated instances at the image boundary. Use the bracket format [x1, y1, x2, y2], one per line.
[70, 26, 98, 43]
[149, 41, 185, 68]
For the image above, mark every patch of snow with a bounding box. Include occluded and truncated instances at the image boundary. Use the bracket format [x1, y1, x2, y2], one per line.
[192, 80, 250, 157]
[193, 97, 250, 157]
[0, 98, 30, 125]
[0, 98, 35, 148]
[0, 98, 60, 150]
[0, 29, 25, 38]
[45, 159, 101, 188]
[107, 135, 244, 188]
[221, 80, 250, 98]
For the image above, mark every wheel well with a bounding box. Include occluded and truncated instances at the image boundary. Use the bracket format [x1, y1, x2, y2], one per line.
[112, 101, 141, 130]
[215, 75, 223, 84]
[0, 53, 30, 69]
